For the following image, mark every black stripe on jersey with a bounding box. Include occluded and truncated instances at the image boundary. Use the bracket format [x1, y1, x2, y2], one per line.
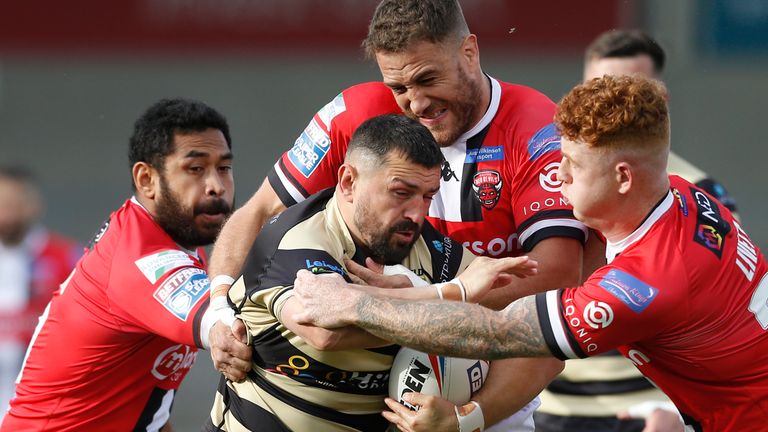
[247, 370, 391, 431]
[459, 124, 493, 222]
[365, 344, 401, 356]
[517, 209, 575, 234]
[241, 188, 336, 299]
[680, 412, 703, 432]
[268, 158, 312, 207]
[267, 286, 294, 318]
[267, 166, 297, 207]
[193, 296, 211, 348]
[208, 376, 291, 432]
[250, 326, 391, 395]
[420, 220, 465, 282]
[521, 226, 586, 252]
[133, 387, 172, 431]
[557, 293, 589, 359]
[535, 292, 569, 361]
[546, 376, 654, 395]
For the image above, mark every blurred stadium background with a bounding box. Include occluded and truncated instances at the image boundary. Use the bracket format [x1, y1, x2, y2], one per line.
[1, 0, 766, 429]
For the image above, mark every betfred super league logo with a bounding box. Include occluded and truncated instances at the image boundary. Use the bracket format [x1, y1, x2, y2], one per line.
[472, 170, 502, 210]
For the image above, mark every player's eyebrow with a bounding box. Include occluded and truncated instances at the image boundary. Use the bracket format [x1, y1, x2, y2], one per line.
[184, 150, 233, 161]
[392, 177, 439, 194]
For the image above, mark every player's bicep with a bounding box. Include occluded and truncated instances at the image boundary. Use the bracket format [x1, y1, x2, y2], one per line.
[269, 100, 349, 207]
[118, 266, 210, 346]
[536, 268, 672, 360]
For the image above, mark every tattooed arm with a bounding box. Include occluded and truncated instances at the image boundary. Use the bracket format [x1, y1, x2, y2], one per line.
[292, 269, 552, 359]
[357, 295, 550, 359]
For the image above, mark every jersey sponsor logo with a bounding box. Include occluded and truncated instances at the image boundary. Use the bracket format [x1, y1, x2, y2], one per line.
[305, 259, 346, 276]
[521, 196, 571, 216]
[287, 119, 332, 178]
[563, 298, 599, 353]
[598, 269, 658, 314]
[527, 123, 561, 161]
[539, 162, 562, 192]
[697, 225, 723, 253]
[264, 353, 389, 394]
[627, 349, 650, 367]
[583, 301, 614, 329]
[432, 240, 444, 253]
[441, 160, 459, 182]
[86, 217, 111, 250]
[136, 250, 195, 283]
[151, 344, 197, 381]
[317, 93, 347, 128]
[734, 220, 759, 282]
[691, 188, 730, 258]
[472, 170, 502, 210]
[672, 188, 689, 216]
[463, 234, 518, 257]
[465, 146, 504, 163]
[436, 236, 455, 281]
[153, 267, 209, 321]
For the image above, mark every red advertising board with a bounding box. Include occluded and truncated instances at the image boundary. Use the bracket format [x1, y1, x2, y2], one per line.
[0, 0, 623, 55]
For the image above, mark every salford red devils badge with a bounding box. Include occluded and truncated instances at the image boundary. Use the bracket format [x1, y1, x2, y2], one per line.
[472, 170, 502, 210]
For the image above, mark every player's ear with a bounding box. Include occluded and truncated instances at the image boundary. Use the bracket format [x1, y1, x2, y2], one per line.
[132, 162, 159, 200]
[337, 163, 356, 203]
[616, 162, 632, 194]
[459, 34, 479, 69]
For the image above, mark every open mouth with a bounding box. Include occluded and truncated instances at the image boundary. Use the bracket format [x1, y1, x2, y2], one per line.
[418, 108, 448, 126]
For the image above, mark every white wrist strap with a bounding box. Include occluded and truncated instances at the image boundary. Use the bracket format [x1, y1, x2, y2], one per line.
[383, 264, 429, 287]
[435, 278, 467, 302]
[455, 400, 484, 432]
[210, 275, 235, 289]
[210, 295, 236, 328]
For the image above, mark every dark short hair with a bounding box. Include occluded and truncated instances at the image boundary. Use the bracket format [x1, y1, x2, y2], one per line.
[363, 0, 469, 58]
[347, 114, 443, 169]
[0, 165, 37, 184]
[585, 30, 666, 74]
[128, 98, 231, 184]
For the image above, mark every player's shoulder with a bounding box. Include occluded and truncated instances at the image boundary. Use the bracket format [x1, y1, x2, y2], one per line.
[496, 79, 556, 112]
[335, 82, 401, 119]
[493, 79, 557, 143]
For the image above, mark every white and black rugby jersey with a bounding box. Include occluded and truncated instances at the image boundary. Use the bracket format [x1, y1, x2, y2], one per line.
[205, 187, 474, 432]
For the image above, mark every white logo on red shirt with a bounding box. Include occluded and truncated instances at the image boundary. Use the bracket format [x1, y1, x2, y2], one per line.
[627, 349, 651, 366]
[151, 344, 197, 381]
[583, 301, 614, 329]
[539, 162, 562, 192]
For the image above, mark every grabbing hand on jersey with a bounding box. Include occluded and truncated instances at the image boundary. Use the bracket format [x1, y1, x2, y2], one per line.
[458, 256, 538, 303]
[209, 320, 252, 382]
[344, 258, 413, 288]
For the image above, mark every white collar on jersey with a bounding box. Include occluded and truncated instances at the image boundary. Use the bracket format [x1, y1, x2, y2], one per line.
[455, 75, 501, 143]
[129, 196, 200, 259]
[605, 191, 674, 264]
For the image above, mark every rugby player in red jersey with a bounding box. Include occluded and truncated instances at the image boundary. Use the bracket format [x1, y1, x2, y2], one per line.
[2, 99, 250, 432]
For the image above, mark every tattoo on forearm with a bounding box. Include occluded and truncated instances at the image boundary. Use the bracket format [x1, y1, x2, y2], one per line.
[355, 295, 550, 359]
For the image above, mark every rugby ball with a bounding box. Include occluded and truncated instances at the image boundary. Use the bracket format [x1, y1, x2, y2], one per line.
[388, 346, 489, 409]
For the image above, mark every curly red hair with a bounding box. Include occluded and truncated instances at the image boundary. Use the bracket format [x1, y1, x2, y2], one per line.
[555, 75, 669, 149]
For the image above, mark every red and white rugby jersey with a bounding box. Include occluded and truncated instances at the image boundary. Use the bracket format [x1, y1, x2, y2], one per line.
[536, 176, 768, 431]
[2, 198, 210, 432]
[268, 78, 586, 257]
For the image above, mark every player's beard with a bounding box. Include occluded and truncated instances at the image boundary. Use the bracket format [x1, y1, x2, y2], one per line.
[406, 65, 482, 147]
[153, 174, 233, 250]
[353, 198, 421, 265]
